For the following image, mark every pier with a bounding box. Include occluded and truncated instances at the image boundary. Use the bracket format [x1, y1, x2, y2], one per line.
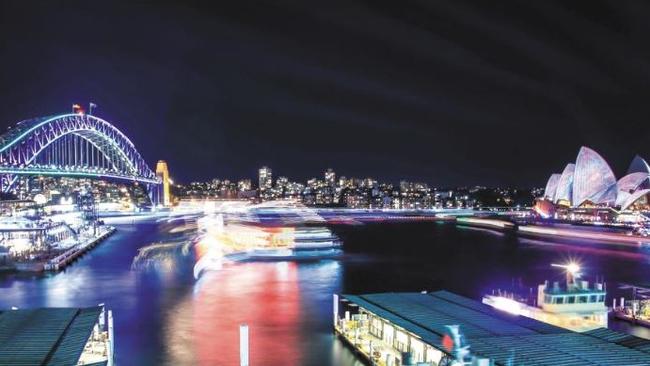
[455, 215, 650, 249]
[44, 226, 116, 271]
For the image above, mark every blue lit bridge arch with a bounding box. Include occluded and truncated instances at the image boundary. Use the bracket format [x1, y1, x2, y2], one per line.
[0, 113, 160, 192]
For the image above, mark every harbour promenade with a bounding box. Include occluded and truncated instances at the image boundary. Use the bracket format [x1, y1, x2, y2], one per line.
[457, 216, 650, 248]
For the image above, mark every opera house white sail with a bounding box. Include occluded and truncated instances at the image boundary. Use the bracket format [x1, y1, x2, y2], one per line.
[627, 155, 650, 175]
[540, 147, 650, 211]
[572, 147, 617, 207]
[543, 174, 561, 200]
[553, 163, 575, 204]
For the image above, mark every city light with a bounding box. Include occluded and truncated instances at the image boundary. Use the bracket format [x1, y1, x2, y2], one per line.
[1, 3, 648, 365]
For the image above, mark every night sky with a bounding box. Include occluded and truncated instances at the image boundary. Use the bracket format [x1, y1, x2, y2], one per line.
[1, 1, 650, 187]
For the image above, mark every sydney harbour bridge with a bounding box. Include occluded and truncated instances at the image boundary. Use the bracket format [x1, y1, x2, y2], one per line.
[0, 111, 161, 199]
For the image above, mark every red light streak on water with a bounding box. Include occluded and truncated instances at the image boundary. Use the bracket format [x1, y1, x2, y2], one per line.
[191, 262, 302, 365]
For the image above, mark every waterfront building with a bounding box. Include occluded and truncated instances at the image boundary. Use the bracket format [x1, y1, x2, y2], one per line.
[0, 306, 114, 365]
[336, 290, 650, 366]
[0, 217, 75, 256]
[7, 177, 149, 210]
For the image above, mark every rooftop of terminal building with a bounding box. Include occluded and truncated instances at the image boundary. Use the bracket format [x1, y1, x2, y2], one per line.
[341, 290, 650, 365]
[0, 306, 107, 366]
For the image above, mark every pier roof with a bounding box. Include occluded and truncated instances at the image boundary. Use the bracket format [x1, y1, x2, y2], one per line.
[0, 306, 102, 366]
[343, 290, 650, 365]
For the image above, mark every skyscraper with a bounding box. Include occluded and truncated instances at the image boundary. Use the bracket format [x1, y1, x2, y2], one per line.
[237, 179, 252, 191]
[325, 168, 336, 187]
[259, 166, 273, 192]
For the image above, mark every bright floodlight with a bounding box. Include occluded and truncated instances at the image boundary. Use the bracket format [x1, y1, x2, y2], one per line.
[551, 262, 581, 274]
[566, 262, 580, 274]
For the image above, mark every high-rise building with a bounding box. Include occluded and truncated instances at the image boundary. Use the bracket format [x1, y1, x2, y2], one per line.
[338, 176, 347, 188]
[276, 176, 288, 189]
[259, 166, 273, 192]
[156, 160, 171, 206]
[325, 168, 336, 187]
[237, 179, 252, 191]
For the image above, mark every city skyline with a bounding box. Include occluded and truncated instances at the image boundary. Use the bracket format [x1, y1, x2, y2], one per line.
[2, 1, 650, 187]
[179, 164, 539, 189]
[175, 165, 533, 209]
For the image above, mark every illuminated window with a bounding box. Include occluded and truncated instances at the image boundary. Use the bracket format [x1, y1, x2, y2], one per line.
[394, 330, 408, 352]
[370, 317, 383, 338]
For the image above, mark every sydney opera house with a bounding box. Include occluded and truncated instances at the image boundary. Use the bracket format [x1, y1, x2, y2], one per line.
[537, 147, 650, 217]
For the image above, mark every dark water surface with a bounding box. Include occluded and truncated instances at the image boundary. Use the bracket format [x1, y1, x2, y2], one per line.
[2, 217, 650, 365]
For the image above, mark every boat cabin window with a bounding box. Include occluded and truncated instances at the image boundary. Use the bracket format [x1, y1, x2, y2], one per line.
[555, 297, 564, 304]
[589, 295, 598, 303]
[567, 296, 576, 304]
[598, 295, 605, 302]
[578, 296, 588, 303]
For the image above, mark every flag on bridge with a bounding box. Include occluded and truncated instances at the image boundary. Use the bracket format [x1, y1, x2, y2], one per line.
[72, 104, 84, 114]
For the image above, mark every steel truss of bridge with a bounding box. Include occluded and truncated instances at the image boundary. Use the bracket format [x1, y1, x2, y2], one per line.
[0, 113, 160, 192]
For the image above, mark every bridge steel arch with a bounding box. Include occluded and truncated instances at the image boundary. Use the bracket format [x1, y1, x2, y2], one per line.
[0, 113, 160, 192]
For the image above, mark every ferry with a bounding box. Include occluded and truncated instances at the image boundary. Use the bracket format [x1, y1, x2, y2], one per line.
[192, 213, 343, 278]
[482, 263, 608, 332]
[228, 226, 342, 261]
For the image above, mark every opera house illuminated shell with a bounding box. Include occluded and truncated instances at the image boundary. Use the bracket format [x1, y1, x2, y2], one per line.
[542, 147, 650, 211]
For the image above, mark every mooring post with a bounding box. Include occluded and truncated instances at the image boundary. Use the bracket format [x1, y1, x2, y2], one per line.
[333, 294, 339, 327]
[240, 324, 249, 366]
[108, 310, 114, 366]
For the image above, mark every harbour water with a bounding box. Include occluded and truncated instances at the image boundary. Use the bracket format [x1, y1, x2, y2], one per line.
[2, 216, 650, 365]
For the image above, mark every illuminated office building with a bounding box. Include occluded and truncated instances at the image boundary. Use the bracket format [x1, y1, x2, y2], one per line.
[259, 166, 273, 191]
[325, 168, 336, 187]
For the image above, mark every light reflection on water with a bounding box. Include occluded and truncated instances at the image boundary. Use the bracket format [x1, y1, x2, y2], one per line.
[163, 259, 344, 365]
[174, 262, 300, 364]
